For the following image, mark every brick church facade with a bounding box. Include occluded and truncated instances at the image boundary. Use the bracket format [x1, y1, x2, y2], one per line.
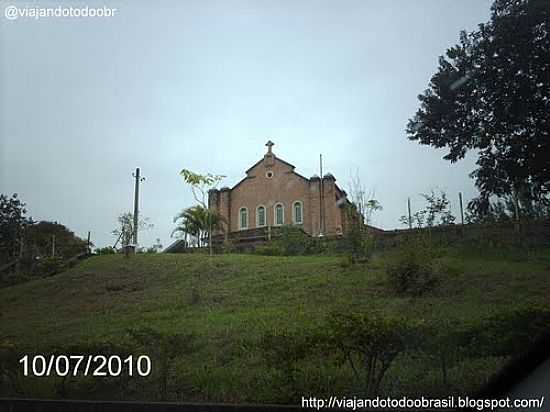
[208, 141, 354, 240]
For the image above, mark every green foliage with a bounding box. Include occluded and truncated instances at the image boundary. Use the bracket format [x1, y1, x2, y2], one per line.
[253, 243, 283, 256]
[0, 339, 20, 396]
[173, 205, 226, 248]
[275, 226, 311, 256]
[27, 221, 88, 259]
[400, 190, 455, 228]
[254, 226, 325, 256]
[33, 256, 66, 277]
[258, 329, 312, 400]
[179, 169, 225, 191]
[0, 193, 33, 263]
[417, 319, 479, 388]
[325, 311, 413, 396]
[343, 205, 375, 263]
[95, 246, 116, 255]
[128, 327, 195, 400]
[472, 306, 550, 358]
[385, 236, 442, 295]
[112, 212, 153, 248]
[2, 251, 550, 402]
[406, 0, 550, 204]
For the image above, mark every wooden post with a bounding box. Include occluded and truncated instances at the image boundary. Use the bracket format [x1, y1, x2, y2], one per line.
[459, 192, 465, 238]
[513, 191, 520, 235]
[458, 192, 464, 225]
[16, 230, 24, 274]
[133, 167, 140, 246]
[87, 231, 91, 255]
[51, 235, 56, 257]
[407, 197, 412, 230]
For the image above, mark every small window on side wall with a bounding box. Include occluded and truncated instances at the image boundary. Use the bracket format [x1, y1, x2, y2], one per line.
[239, 207, 248, 230]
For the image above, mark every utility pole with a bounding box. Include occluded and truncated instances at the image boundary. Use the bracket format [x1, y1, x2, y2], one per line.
[319, 154, 324, 236]
[407, 197, 412, 230]
[132, 168, 145, 246]
[458, 192, 465, 225]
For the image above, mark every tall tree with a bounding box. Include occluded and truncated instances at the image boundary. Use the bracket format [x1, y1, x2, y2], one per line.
[179, 169, 225, 255]
[112, 212, 153, 249]
[407, 0, 550, 214]
[0, 194, 33, 263]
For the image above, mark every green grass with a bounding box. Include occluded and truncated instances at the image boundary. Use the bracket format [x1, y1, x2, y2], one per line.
[1, 250, 549, 402]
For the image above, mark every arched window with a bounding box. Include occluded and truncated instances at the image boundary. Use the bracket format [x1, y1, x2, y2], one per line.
[256, 205, 266, 227]
[292, 201, 303, 224]
[274, 203, 284, 226]
[239, 207, 248, 230]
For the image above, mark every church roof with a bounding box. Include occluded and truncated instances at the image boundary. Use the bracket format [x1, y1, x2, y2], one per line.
[244, 155, 296, 175]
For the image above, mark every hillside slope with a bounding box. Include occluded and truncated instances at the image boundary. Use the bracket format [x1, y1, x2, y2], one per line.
[1, 251, 549, 402]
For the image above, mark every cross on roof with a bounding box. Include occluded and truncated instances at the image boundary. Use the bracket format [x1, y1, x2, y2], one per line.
[265, 140, 275, 154]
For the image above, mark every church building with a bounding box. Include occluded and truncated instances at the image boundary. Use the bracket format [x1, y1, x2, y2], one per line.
[208, 141, 355, 240]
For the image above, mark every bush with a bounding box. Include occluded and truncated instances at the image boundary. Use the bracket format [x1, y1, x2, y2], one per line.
[275, 226, 311, 256]
[33, 256, 66, 276]
[325, 311, 414, 396]
[385, 236, 441, 295]
[472, 306, 550, 357]
[95, 246, 116, 255]
[254, 243, 283, 256]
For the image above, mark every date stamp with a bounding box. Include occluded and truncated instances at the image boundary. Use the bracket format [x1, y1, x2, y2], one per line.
[19, 355, 151, 377]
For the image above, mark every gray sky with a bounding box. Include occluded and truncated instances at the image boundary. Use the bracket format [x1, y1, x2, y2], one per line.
[1, 0, 492, 249]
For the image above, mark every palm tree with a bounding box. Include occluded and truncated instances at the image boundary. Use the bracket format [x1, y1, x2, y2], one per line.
[172, 205, 226, 254]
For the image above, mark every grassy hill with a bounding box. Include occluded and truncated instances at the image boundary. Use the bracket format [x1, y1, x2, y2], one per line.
[1, 249, 550, 403]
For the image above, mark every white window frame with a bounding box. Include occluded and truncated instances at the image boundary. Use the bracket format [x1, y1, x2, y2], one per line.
[292, 201, 304, 225]
[256, 205, 266, 227]
[239, 207, 248, 230]
[273, 203, 285, 226]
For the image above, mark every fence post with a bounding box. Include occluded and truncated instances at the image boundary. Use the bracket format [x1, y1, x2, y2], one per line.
[407, 197, 412, 230]
[87, 231, 91, 255]
[16, 230, 24, 274]
[459, 192, 465, 238]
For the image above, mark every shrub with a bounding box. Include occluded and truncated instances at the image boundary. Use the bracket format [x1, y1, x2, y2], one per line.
[275, 226, 310, 256]
[472, 306, 550, 357]
[385, 236, 441, 295]
[95, 246, 116, 255]
[254, 243, 283, 256]
[258, 329, 311, 400]
[324, 311, 414, 396]
[33, 256, 66, 277]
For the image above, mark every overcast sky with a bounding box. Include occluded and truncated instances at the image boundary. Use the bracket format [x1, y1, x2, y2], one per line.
[1, 0, 492, 249]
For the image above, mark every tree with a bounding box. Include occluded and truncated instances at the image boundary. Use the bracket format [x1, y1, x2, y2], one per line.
[406, 0, 550, 210]
[112, 212, 153, 249]
[26, 221, 88, 259]
[0, 193, 33, 263]
[172, 205, 225, 249]
[345, 174, 382, 263]
[400, 190, 455, 228]
[325, 312, 412, 396]
[179, 169, 225, 255]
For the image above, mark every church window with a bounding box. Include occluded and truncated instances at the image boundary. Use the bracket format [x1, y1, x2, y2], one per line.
[293, 201, 303, 224]
[266, 171, 274, 178]
[257, 205, 266, 227]
[239, 207, 248, 230]
[274, 203, 284, 226]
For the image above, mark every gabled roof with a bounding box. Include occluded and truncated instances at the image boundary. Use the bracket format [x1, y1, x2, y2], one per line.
[245, 155, 296, 174]
[228, 154, 309, 191]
